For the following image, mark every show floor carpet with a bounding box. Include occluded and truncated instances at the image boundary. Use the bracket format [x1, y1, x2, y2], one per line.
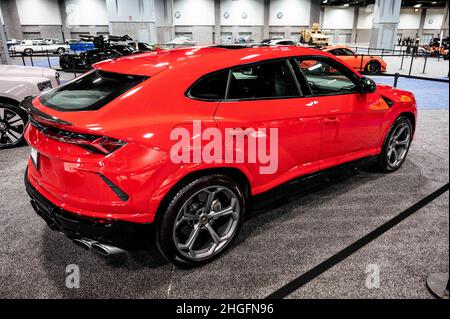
[0, 110, 448, 299]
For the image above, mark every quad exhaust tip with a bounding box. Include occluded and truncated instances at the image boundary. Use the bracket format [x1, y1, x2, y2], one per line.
[72, 238, 126, 256]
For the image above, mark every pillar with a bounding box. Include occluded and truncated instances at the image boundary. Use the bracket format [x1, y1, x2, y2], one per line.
[310, 0, 321, 27]
[0, 0, 23, 40]
[369, 0, 402, 49]
[442, 1, 449, 37]
[351, 6, 359, 44]
[0, 20, 11, 64]
[106, 0, 157, 43]
[263, 0, 270, 40]
[214, 0, 221, 44]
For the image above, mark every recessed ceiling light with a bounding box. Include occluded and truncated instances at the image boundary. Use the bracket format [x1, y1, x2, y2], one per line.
[344, 3, 350, 7]
[322, 0, 328, 3]
[432, 1, 437, 4]
[414, 4, 422, 8]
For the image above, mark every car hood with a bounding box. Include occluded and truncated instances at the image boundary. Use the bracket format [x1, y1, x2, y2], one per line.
[0, 65, 55, 79]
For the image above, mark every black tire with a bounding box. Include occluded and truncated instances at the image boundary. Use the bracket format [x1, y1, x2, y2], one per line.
[56, 47, 66, 54]
[156, 174, 246, 267]
[365, 60, 381, 74]
[24, 48, 33, 56]
[60, 59, 70, 70]
[0, 102, 28, 149]
[377, 116, 413, 172]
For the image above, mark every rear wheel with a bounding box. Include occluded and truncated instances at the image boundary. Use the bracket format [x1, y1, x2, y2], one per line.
[0, 103, 28, 149]
[156, 174, 246, 267]
[24, 48, 33, 56]
[56, 47, 66, 54]
[365, 60, 381, 74]
[377, 116, 413, 172]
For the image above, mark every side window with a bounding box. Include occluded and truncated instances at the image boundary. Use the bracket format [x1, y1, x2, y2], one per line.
[342, 49, 355, 56]
[189, 70, 229, 100]
[227, 60, 299, 100]
[328, 49, 341, 55]
[296, 58, 358, 95]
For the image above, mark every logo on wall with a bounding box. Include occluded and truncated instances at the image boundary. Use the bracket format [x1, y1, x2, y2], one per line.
[277, 12, 283, 19]
[428, 18, 434, 24]
[223, 11, 230, 19]
[241, 12, 248, 19]
[174, 11, 181, 19]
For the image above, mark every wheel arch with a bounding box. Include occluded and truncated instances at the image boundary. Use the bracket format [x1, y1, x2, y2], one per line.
[152, 167, 251, 224]
[0, 96, 20, 107]
[399, 111, 416, 134]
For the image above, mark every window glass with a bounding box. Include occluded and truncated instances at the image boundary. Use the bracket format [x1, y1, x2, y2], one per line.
[40, 70, 148, 111]
[227, 60, 299, 100]
[342, 48, 355, 56]
[189, 70, 229, 100]
[296, 58, 358, 95]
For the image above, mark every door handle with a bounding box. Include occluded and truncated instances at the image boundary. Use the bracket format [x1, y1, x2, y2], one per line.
[324, 117, 339, 124]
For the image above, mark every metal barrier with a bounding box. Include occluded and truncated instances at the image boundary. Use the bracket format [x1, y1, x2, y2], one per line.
[371, 72, 449, 88]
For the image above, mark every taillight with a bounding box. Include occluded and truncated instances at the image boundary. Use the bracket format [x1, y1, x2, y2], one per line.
[30, 117, 126, 155]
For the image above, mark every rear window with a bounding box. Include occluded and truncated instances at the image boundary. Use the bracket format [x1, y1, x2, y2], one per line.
[40, 70, 148, 111]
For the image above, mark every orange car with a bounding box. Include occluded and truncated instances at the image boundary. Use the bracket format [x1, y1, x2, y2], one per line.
[323, 46, 387, 74]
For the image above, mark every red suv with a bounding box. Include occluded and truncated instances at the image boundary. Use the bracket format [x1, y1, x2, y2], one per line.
[23, 46, 416, 266]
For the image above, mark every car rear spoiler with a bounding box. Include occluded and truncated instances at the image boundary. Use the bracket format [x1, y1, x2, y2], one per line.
[20, 96, 73, 126]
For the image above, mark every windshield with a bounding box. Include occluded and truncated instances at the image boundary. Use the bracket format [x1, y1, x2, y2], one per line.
[40, 70, 148, 111]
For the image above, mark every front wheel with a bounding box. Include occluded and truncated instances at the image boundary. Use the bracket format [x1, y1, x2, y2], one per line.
[56, 47, 66, 54]
[377, 116, 413, 172]
[0, 103, 28, 149]
[156, 174, 246, 267]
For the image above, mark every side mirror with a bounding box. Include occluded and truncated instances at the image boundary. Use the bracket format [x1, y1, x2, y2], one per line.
[360, 76, 377, 93]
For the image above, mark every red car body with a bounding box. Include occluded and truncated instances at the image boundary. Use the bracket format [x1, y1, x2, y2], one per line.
[23, 45, 416, 262]
[323, 45, 387, 74]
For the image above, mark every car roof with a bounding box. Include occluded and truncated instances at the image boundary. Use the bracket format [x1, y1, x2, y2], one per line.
[323, 45, 353, 51]
[94, 45, 327, 77]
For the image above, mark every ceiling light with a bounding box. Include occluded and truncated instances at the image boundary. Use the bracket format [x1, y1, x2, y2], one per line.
[432, 1, 437, 4]
[414, 4, 422, 8]
[344, 3, 350, 7]
[414, 8, 419, 11]
[322, 0, 328, 3]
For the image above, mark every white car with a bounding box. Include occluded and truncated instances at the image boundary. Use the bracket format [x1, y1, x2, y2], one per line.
[166, 37, 197, 46]
[10, 39, 69, 55]
[0, 65, 60, 148]
[260, 38, 303, 46]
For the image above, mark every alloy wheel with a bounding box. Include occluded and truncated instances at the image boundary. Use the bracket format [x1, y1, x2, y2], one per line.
[173, 185, 240, 261]
[0, 107, 25, 148]
[386, 122, 411, 169]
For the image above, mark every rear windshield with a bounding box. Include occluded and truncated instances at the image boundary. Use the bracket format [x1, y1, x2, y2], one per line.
[40, 70, 148, 111]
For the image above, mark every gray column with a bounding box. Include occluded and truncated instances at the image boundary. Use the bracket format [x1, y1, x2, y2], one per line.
[155, 0, 175, 43]
[418, 8, 427, 40]
[58, 0, 71, 42]
[214, 0, 221, 44]
[369, 0, 401, 49]
[0, 20, 11, 64]
[263, 0, 270, 40]
[106, 0, 157, 43]
[310, 0, 321, 27]
[0, 0, 23, 40]
[351, 6, 359, 44]
[442, 1, 449, 37]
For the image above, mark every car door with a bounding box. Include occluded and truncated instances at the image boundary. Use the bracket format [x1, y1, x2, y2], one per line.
[214, 59, 323, 193]
[293, 56, 384, 170]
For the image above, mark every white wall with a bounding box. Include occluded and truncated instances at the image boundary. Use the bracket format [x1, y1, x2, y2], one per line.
[269, 0, 310, 26]
[16, 0, 62, 25]
[424, 8, 444, 30]
[398, 8, 421, 29]
[357, 6, 374, 29]
[66, 0, 108, 26]
[220, 0, 264, 26]
[106, 0, 155, 23]
[173, 0, 214, 25]
[323, 7, 354, 29]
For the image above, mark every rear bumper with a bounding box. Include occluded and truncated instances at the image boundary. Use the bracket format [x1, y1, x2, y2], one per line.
[25, 168, 152, 250]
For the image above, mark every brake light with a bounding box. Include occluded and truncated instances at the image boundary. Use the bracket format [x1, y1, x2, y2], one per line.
[30, 117, 126, 155]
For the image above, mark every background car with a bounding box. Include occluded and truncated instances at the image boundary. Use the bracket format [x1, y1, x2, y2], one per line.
[323, 45, 387, 74]
[23, 46, 416, 267]
[0, 65, 59, 149]
[260, 38, 302, 46]
[11, 39, 69, 55]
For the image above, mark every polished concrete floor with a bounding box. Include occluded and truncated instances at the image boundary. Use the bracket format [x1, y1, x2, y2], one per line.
[0, 109, 448, 299]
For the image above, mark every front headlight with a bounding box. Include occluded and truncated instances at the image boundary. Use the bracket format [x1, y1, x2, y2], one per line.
[37, 80, 53, 92]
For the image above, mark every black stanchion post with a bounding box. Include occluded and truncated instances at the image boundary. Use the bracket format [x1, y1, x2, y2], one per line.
[394, 73, 399, 88]
[21, 54, 26, 66]
[360, 54, 364, 71]
[421, 54, 428, 74]
[408, 51, 415, 76]
[399, 50, 405, 70]
[381, 48, 384, 58]
[46, 50, 51, 68]
[367, 47, 370, 56]
[72, 58, 77, 78]
[29, 54, 34, 67]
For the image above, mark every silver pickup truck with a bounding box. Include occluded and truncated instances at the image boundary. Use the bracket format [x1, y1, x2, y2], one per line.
[0, 65, 60, 149]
